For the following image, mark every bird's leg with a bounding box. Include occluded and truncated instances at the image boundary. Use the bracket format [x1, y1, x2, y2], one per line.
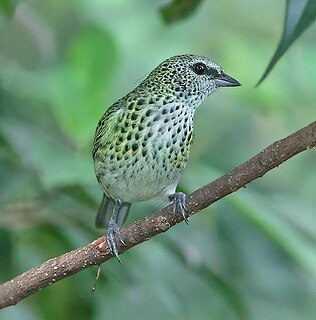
[106, 200, 125, 262]
[169, 192, 189, 224]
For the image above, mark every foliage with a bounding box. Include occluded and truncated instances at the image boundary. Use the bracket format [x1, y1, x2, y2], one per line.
[162, 0, 316, 83]
[0, 1, 316, 319]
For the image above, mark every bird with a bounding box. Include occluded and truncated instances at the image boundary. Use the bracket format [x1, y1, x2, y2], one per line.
[92, 54, 240, 260]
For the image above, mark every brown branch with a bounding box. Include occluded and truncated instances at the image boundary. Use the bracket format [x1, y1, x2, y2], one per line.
[0, 121, 315, 309]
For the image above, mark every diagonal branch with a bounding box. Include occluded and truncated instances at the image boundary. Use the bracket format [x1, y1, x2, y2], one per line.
[0, 121, 315, 309]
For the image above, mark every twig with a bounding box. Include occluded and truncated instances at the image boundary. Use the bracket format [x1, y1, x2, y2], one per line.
[0, 121, 315, 309]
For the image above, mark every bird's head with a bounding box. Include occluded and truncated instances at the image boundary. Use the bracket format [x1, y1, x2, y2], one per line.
[142, 54, 240, 104]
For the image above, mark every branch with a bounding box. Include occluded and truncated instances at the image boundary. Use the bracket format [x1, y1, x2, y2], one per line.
[1, 121, 315, 309]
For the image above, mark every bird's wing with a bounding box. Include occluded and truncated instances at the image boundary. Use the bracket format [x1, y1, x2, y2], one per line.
[92, 99, 125, 158]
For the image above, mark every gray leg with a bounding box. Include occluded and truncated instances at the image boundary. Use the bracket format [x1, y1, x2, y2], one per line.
[106, 200, 126, 262]
[169, 192, 189, 224]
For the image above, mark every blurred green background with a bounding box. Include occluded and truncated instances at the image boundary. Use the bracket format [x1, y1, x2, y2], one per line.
[1, 0, 316, 319]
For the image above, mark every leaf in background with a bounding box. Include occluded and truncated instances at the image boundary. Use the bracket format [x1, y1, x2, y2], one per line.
[228, 192, 316, 278]
[0, 118, 93, 190]
[257, 0, 316, 85]
[160, 0, 203, 24]
[48, 26, 117, 150]
[0, 0, 20, 17]
[0, 229, 12, 281]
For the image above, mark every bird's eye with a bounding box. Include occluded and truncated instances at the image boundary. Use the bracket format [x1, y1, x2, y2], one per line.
[193, 62, 207, 75]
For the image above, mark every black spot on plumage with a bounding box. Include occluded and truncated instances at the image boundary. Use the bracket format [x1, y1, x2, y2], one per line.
[153, 115, 160, 122]
[162, 108, 167, 115]
[166, 140, 171, 148]
[127, 133, 132, 140]
[124, 144, 129, 152]
[142, 149, 147, 157]
[177, 127, 181, 134]
[131, 113, 137, 121]
[145, 109, 152, 116]
[135, 133, 140, 140]
[132, 143, 138, 152]
[138, 124, 145, 131]
[137, 99, 146, 105]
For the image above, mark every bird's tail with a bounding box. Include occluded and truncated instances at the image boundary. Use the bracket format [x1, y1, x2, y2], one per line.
[95, 194, 130, 228]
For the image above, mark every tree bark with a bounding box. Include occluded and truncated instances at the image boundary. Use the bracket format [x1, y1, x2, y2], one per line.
[0, 121, 315, 309]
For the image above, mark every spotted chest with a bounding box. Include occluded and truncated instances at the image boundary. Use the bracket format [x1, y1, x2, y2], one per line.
[94, 100, 194, 202]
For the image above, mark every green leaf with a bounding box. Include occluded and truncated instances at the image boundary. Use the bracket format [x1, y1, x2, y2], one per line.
[48, 26, 117, 149]
[0, 0, 20, 17]
[0, 118, 93, 189]
[0, 229, 12, 282]
[257, 0, 316, 85]
[229, 192, 316, 277]
[160, 0, 203, 24]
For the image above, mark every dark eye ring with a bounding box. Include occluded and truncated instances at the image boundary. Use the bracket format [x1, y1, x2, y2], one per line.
[193, 62, 207, 75]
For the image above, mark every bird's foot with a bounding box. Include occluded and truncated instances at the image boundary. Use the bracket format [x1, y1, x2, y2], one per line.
[169, 192, 189, 224]
[106, 220, 126, 263]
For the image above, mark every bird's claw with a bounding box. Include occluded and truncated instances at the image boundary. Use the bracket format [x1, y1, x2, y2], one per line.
[169, 192, 189, 224]
[106, 220, 125, 262]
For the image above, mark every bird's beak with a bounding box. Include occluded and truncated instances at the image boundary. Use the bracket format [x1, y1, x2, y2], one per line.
[214, 72, 241, 87]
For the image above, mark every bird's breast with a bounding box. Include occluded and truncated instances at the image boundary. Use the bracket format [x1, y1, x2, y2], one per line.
[94, 102, 194, 202]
